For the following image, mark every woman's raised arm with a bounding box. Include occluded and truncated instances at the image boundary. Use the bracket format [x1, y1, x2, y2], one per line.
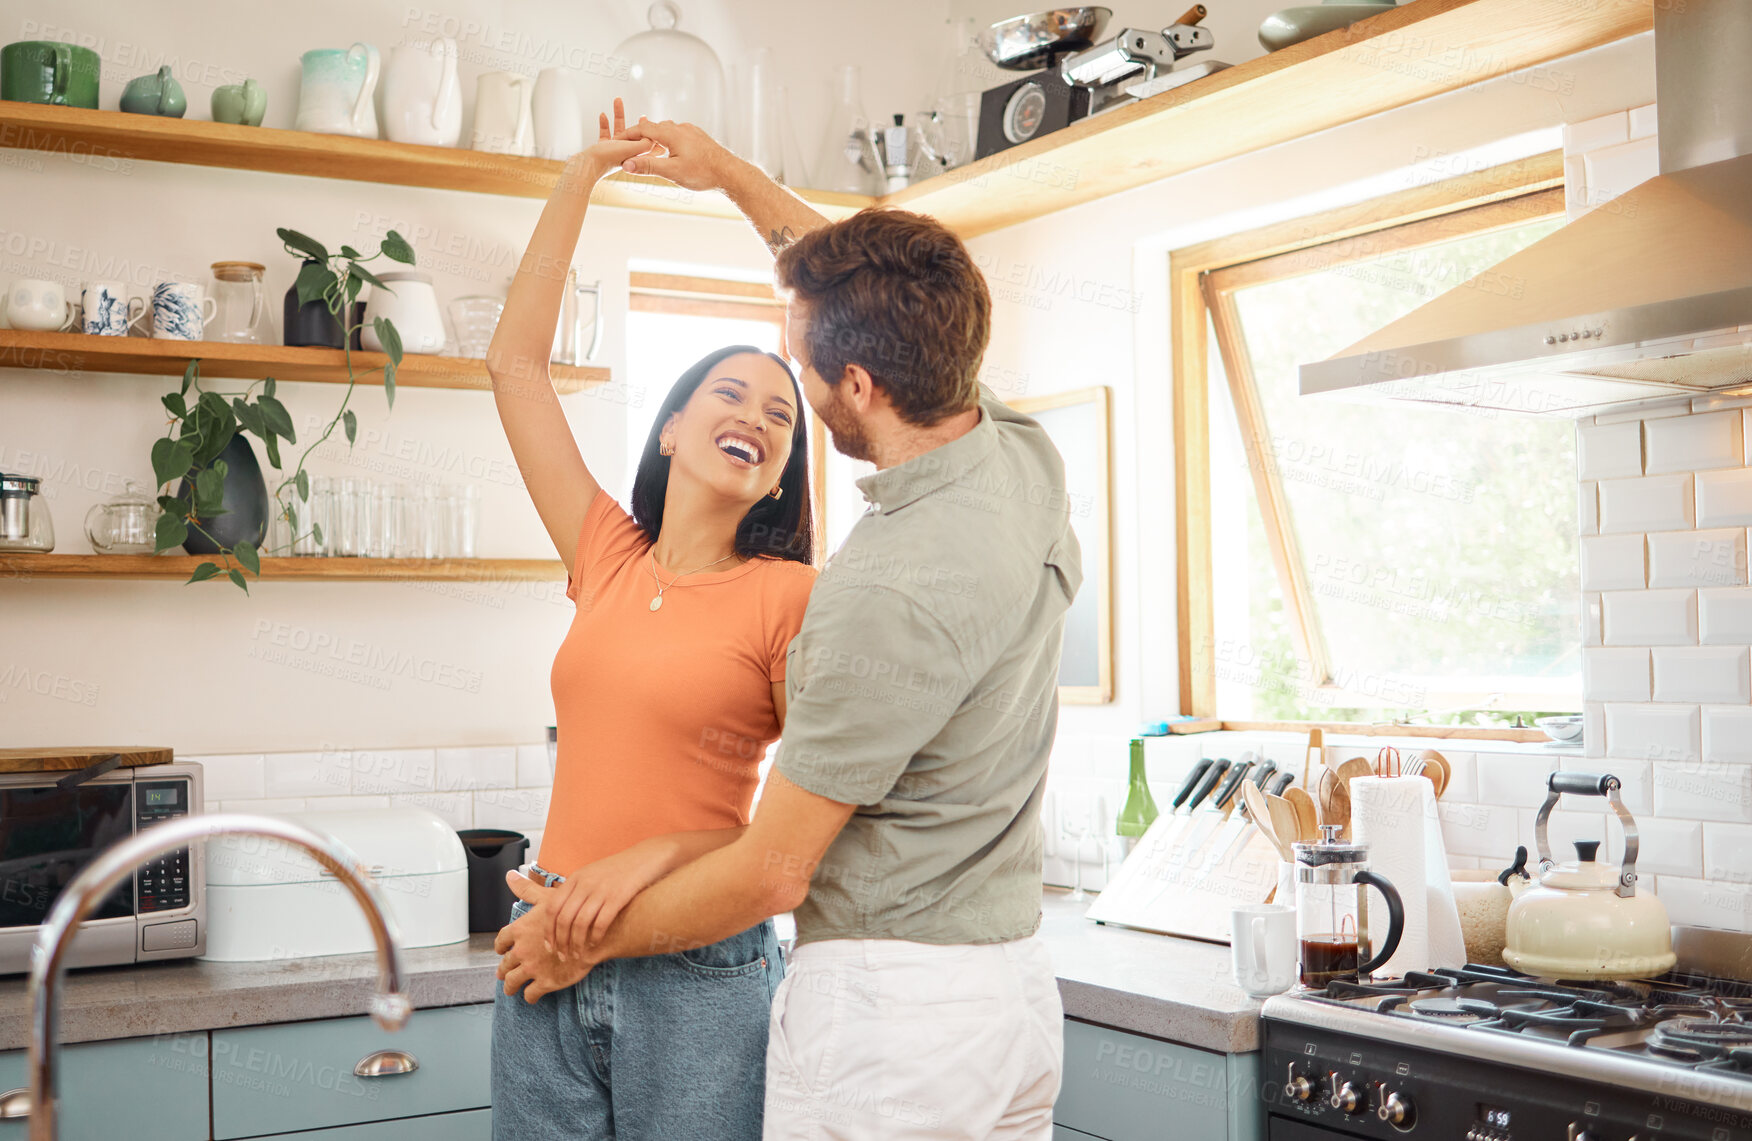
[486, 104, 649, 573]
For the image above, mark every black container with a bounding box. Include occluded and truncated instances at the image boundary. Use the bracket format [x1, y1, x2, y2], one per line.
[283, 260, 367, 350]
[458, 828, 530, 932]
[177, 434, 268, 554]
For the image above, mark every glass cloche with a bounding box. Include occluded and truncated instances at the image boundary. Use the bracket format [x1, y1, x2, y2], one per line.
[615, 1, 725, 136]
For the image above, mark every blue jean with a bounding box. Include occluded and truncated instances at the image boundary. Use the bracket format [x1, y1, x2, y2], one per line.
[491, 866, 785, 1141]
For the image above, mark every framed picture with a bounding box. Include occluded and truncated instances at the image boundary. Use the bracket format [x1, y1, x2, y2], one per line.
[1012, 386, 1114, 704]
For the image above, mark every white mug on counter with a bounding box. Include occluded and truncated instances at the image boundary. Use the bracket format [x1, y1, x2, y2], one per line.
[1231, 902, 1297, 998]
[4, 278, 76, 332]
[80, 280, 131, 336]
[472, 71, 532, 156]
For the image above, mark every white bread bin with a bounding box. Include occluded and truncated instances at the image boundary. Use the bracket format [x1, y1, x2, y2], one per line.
[201, 807, 468, 961]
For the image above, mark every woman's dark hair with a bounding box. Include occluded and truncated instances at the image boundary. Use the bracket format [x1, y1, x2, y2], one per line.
[630, 345, 815, 565]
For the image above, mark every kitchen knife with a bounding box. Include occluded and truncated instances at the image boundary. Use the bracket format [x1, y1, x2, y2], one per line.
[1168, 757, 1213, 813]
[1184, 758, 1253, 855]
[1266, 770, 1295, 797]
[1163, 757, 1229, 850]
[1194, 759, 1259, 867]
[1250, 759, 1278, 789]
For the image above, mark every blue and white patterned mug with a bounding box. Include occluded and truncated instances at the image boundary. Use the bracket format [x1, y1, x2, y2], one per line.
[80, 281, 131, 336]
[148, 281, 217, 341]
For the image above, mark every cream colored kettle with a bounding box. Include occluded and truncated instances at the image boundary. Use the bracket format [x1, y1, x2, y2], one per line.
[1503, 772, 1675, 980]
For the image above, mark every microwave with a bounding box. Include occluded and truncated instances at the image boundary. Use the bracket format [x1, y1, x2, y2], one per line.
[0, 761, 205, 974]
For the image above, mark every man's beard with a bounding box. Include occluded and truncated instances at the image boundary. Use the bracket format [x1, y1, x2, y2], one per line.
[818, 383, 874, 463]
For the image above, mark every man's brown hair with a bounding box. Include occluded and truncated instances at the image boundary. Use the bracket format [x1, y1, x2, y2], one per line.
[774, 209, 990, 426]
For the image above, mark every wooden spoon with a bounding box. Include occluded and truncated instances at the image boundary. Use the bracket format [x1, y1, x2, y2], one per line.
[1419, 749, 1451, 797]
[1266, 794, 1302, 859]
[1315, 766, 1339, 825]
[1326, 772, 1353, 840]
[1242, 778, 1289, 859]
[1284, 786, 1319, 845]
[1336, 756, 1373, 787]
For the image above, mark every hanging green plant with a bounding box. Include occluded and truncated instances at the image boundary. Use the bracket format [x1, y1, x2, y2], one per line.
[149, 227, 415, 591]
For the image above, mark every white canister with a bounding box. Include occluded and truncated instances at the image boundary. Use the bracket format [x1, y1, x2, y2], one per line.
[4, 279, 75, 332]
[362, 271, 445, 355]
[471, 71, 532, 156]
[532, 67, 584, 160]
[382, 37, 461, 147]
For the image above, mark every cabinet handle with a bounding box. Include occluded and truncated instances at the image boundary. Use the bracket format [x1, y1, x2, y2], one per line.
[354, 1049, 420, 1078]
[0, 1088, 29, 1119]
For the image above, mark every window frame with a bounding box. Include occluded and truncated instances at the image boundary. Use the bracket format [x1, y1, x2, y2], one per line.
[1170, 150, 1569, 734]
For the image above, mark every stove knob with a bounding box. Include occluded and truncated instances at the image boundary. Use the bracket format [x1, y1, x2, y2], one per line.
[1284, 1075, 1314, 1102]
[1567, 1127, 1600, 1141]
[1330, 1080, 1364, 1114]
[1378, 1091, 1416, 1131]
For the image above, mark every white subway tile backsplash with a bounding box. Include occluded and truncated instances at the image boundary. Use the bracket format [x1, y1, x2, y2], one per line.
[303, 795, 393, 813]
[1583, 593, 1603, 647]
[516, 744, 553, 788]
[1601, 589, 1697, 646]
[1700, 588, 1752, 645]
[1646, 528, 1748, 589]
[1598, 473, 1694, 533]
[1578, 482, 1598, 536]
[1703, 823, 1752, 887]
[263, 752, 352, 799]
[1522, 807, 1608, 861]
[1435, 751, 1478, 802]
[1645, 409, 1744, 474]
[1579, 534, 1646, 591]
[474, 787, 552, 832]
[1611, 815, 1703, 878]
[389, 792, 473, 831]
[1654, 759, 1752, 823]
[1605, 703, 1701, 763]
[344, 748, 437, 795]
[1652, 647, 1752, 703]
[217, 797, 309, 815]
[435, 747, 517, 792]
[1584, 702, 1605, 759]
[1703, 707, 1752, 763]
[1654, 875, 1752, 933]
[1697, 468, 1752, 528]
[194, 754, 265, 801]
[1576, 420, 1643, 481]
[1476, 752, 1559, 807]
[1438, 801, 1523, 859]
[1582, 648, 1650, 702]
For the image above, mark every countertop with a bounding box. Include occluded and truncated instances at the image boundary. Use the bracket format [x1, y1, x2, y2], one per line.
[0, 890, 1261, 1054]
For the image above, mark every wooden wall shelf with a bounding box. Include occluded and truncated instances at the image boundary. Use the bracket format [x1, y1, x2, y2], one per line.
[0, 330, 608, 394]
[0, 554, 566, 583]
[0, 0, 1650, 238]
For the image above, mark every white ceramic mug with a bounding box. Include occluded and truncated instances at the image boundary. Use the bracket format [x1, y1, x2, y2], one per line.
[146, 282, 218, 341]
[4, 279, 75, 332]
[383, 37, 461, 147]
[80, 281, 130, 336]
[532, 67, 583, 160]
[1231, 903, 1297, 997]
[471, 71, 532, 156]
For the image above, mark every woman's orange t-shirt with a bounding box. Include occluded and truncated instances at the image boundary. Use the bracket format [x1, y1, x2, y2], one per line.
[540, 490, 816, 873]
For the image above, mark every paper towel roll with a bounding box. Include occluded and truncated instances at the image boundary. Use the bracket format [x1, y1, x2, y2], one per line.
[1350, 776, 1466, 976]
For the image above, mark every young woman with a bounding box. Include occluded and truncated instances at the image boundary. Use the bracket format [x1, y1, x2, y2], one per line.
[484, 103, 816, 1140]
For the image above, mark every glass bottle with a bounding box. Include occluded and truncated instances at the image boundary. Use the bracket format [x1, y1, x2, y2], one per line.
[814, 64, 881, 195]
[1116, 738, 1160, 854]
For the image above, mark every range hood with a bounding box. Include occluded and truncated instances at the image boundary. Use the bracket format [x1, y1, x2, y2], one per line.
[1302, 0, 1752, 417]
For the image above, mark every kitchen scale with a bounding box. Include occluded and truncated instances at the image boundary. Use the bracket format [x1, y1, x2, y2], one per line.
[973, 4, 1227, 159]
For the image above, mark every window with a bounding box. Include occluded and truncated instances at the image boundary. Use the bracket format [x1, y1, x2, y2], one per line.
[1175, 155, 1581, 728]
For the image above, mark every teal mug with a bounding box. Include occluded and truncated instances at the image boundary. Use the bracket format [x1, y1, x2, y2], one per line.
[212, 78, 266, 126]
[120, 64, 186, 118]
[0, 40, 100, 108]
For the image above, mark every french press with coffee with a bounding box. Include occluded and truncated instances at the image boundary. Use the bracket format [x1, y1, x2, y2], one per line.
[1293, 825, 1406, 987]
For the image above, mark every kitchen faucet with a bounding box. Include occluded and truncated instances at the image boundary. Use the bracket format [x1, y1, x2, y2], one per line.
[19, 814, 410, 1141]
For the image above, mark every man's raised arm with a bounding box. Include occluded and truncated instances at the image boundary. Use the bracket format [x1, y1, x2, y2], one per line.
[613, 112, 832, 255]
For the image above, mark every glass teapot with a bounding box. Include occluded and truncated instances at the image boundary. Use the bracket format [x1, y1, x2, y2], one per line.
[0, 473, 55, 553]
[84, 482, 160, 554]
[1293, 825, 1406, 987]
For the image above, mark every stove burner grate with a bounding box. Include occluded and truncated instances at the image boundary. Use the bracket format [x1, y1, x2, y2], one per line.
[1648, 1017, 1752, 1061]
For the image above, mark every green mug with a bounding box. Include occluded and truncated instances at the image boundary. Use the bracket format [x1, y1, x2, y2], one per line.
[0, 40, 100, 108]
[212, 77, 267, 126]
[120, 64, 186, 117]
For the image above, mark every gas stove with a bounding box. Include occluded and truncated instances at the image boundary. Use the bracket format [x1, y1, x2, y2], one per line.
[1260, 931, 1752, 1141]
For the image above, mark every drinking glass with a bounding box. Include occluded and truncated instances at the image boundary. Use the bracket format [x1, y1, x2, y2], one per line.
[302, 478, 334, 557]
[448, 296, 503, 360]
[399, 484, 438, 558]
[332, 477, 360, 556]
[437, 484, 481, 558]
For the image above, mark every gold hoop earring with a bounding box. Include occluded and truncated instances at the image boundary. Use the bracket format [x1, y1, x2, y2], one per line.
[768, 485, 784, 500]
[659, 440, 675, 456]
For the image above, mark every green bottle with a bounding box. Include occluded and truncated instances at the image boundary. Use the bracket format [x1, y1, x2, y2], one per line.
[1116, 738, 1159, 848]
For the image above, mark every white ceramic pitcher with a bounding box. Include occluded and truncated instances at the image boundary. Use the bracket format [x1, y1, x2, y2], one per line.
[383, 38, 461, 147]
[471, 71, 532, 156]
[294, 43, 381, 138]
[532, 68, 584, 160]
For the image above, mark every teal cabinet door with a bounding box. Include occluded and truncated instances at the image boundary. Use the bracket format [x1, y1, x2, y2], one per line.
[1054, 1019, 1262, 1141]
[211, 1003, 492, 1139]
[257, 1107, 491, 1140]
[0, 1034, 210, 1141]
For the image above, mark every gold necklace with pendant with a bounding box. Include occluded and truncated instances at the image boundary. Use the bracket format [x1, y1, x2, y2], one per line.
[648, 548, 738, 611]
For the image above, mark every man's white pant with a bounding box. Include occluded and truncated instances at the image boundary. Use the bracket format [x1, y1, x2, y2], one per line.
[762, 936, 1064, 1140]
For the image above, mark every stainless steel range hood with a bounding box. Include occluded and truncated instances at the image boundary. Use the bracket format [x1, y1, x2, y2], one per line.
[1302, 0, 1752, 417]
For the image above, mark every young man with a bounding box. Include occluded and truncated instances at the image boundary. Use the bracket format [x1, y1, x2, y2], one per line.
[497, 110, 1082, 1140]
